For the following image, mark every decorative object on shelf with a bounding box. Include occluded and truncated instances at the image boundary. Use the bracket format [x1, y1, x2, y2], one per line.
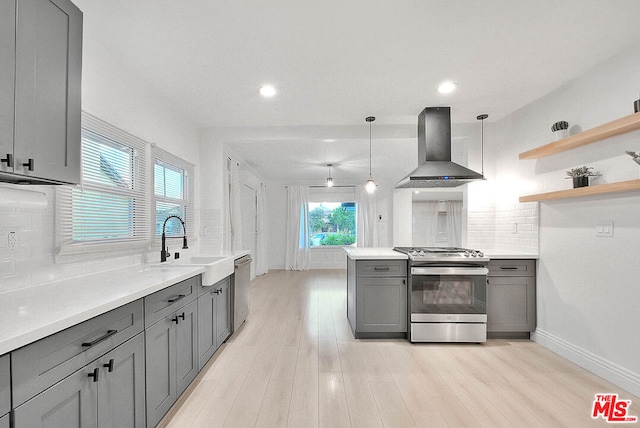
[626, 150, 640, 165]
[326, 163, 334, 187]
[551, 121, 569, 141]
[565, 165, 598, 188]
[634, 94, 640, 113]
[365, 116, 376, 193]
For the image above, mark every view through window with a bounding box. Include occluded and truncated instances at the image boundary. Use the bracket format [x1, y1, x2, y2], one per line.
[309, 202, 356, 247]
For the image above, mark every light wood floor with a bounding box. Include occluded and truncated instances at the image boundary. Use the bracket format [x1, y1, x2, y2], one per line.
[160, 269, 639, 427]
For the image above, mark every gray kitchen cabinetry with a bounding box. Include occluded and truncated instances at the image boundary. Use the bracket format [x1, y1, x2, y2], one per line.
[0, 354, 9, 424]
[0, 0, 82, 184]
[347, 258, 408, 338]
[144, 277, 199, 428]
[197, 277, 231, 370]
[13, 332, 146, 428]
[487, 259, 536, 338]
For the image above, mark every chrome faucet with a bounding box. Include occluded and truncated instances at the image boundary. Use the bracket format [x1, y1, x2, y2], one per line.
[161, 215, 188, 262]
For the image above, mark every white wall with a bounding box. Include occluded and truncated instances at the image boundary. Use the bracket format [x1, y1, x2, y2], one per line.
[491, 42, 640, 396]
[0, 25, 201, 291]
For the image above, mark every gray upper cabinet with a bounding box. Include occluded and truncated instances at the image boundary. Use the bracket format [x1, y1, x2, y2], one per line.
[0, 354, 9, 419]
[1, 0, 82, 184]
[197, 277, 231, 370]
[0, 0, 15, 173]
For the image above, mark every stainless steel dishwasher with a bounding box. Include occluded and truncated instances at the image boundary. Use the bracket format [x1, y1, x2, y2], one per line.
[231, 255, 252, 332]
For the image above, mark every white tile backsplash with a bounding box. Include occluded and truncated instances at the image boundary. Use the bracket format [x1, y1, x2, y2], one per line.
[467, 202, 539, 253]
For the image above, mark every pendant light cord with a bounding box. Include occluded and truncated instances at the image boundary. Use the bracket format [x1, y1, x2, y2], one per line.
[365, 116, 375, 178]
[477, 114, 488, 177]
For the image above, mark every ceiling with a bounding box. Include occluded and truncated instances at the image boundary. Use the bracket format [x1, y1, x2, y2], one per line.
[75, 0, 640, 186]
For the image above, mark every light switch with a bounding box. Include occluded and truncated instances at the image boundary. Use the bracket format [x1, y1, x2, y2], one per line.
[596, 220, 613, 237]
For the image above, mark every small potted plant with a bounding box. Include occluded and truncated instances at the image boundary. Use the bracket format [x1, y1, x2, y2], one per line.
[626, 150, 640, 165]
[566, 166, 598, 188]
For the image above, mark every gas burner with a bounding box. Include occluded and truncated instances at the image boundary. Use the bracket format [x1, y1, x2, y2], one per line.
[393, 246, 488, 263]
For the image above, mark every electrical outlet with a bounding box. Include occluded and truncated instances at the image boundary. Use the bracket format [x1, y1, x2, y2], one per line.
[596, 220, 613, 237]
[8, 231, 17, 252]
[512, 223, 518, 234]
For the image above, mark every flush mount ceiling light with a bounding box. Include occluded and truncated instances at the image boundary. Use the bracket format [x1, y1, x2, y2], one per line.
[365, 116, 376, 193]
[437, 81, 457, 94]
[326, 163, 334, 188]
[259, 85, 276, 97]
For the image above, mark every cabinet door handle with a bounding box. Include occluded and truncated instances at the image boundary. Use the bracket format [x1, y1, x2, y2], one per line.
[22, 158, 34, 171]
[88, 368, 99, 382]
[499, 266, 519, 270]
[82, 329, 118, 347]
[168, 294, 186, 303]
[172, 316, 179, 324]
[0, 154, 12, 167]
[402, 279, 406, 285]
[103, 359, 115, 372]
[178, 312, 185, 321]
[374, 267, 390, 271]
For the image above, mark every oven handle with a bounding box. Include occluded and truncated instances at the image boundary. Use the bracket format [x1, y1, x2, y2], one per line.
[410, 267, 488, 276]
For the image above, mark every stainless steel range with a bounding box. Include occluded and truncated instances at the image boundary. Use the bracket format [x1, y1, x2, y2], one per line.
[393, 247, 489, 343]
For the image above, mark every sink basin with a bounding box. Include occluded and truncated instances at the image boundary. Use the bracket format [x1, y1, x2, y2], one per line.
[150, 255, 234, 286]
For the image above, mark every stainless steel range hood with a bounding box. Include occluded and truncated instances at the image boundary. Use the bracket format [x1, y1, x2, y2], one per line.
[396, 107, 484, 188]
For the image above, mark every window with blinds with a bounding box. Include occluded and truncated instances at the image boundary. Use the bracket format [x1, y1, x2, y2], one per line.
[57, 113, 150, 253]
[153, 147, 194, 239]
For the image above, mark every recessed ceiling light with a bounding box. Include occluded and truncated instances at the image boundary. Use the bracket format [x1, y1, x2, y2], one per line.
[259, 85, 276, 97]
[437, 81, 457, 94]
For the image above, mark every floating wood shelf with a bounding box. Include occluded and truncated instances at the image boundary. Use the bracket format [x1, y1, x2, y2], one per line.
[519, 113, 640, 160]
[519, 179, 640, 202]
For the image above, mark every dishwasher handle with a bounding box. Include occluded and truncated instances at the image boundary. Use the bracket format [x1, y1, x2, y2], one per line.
[234, 256, 252, 268]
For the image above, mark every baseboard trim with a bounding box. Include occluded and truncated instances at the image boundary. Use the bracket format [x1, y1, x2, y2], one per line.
[532, 328, 640, 398]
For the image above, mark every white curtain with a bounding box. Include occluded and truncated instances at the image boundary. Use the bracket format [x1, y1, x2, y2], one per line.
[255, 183, 269, 275]
[412, 201, 439, 246]
[356, 185, 377, 247]
[284, 185, 310, 270]
[446, 200, 463, 247]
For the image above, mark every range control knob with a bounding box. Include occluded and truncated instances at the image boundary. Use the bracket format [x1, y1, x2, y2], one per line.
[470, 251, 478, 257]
[477, 251, 484, 257]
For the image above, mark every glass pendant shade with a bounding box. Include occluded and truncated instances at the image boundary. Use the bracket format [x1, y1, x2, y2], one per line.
[365, 178, 376, 193]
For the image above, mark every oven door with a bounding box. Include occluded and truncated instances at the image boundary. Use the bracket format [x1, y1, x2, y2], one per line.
[410, 267, 488, 323]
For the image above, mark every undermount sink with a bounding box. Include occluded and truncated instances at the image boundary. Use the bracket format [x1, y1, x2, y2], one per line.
[151, 255, 234, 286]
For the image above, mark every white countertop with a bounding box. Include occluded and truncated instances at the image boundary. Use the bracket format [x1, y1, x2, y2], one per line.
[0, 250, 249, 355]
[343, 247, 408, 260]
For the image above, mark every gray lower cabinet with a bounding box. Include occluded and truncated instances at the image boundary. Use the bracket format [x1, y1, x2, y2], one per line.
[347, 258, 408, 338]
[13, 333, 145, 428]
[0, 413, 9, 428]
[145, 298, 198, 428]
[1, 0, 82, 184]
[0, 354, 10, 424]
[197, 277, 231, 370]
[487, 259, 536, 336]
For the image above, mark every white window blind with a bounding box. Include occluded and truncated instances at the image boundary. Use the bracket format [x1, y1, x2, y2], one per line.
[153, 147, 194, 239]
[57, 112, 150, 253]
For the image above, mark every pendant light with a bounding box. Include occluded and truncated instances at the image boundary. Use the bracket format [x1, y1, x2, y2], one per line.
[365, 116, 376, 193]
[476, 113, 488, 177]
[326, 163, 334, 188]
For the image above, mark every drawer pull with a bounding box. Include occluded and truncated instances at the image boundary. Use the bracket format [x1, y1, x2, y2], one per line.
[82, 329, 118, 347]
[374, 267, 390, 271]
[172, 316, 179, 324]
[103, 359, 115, 373]
[178, 312, 185, 321]
[499, 266, 519, 270]
[87, 368, 99, 382]
[168, 294, 186, 303]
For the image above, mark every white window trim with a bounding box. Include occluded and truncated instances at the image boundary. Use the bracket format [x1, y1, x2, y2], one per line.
[56, 112, 152, 256]
[152, 146, 195, 242]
